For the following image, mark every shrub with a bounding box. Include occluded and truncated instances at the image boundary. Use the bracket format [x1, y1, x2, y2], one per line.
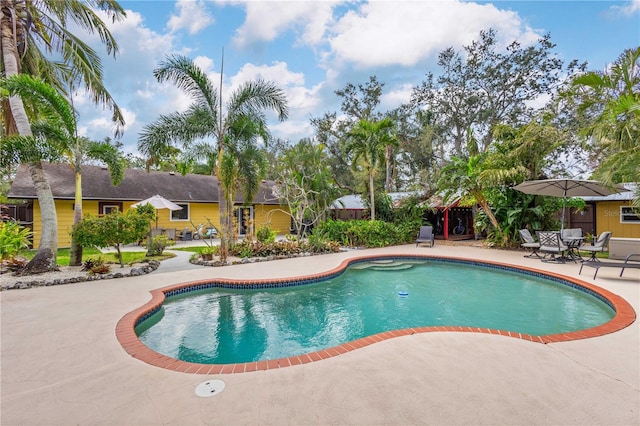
[73, 205, 155, 267]
[226, 238, 341, 258]
[200, 246, 217, 255]
[147, 234, 174, 256]
[313, 220, 418, 248]
[256, 224, 277, 244]
[81, 257, 111, 275]
[0, 221, 32, 262]
[199, 245, 218, 260]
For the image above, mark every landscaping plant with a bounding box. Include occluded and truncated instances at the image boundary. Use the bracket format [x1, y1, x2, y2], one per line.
[72, 205, 154, 267]
[0, 221, 32, 273]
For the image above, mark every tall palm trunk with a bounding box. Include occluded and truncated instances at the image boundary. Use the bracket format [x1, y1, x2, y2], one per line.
[2, 12, 58, 273]
[69, 169, 83, 266]
[369, 170, 376, 221]
[218, 189, 229, 263]
[385, 145, 393, 192]
[216, 144, 229, 262]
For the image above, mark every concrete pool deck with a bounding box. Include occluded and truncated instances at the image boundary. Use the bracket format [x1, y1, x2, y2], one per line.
[1, 243, 639, 425]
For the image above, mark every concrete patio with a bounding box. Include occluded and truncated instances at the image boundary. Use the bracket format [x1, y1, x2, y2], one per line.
[1, 243, 638, 425]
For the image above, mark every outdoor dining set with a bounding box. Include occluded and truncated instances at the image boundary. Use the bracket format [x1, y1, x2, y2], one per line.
[518, 229, 611, 264]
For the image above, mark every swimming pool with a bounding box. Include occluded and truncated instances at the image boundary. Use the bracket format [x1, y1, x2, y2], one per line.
[117, 254, 636, 374]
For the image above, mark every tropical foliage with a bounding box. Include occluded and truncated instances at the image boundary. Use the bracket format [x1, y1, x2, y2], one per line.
[2, 21, 636, 259]
[138, 55, 288, 261]
[272, 139, 341, 237]
[1, 0, 126, 273]
[0, 221, 32, 263]
[313, 219, 417, 248]
[565, 47, 640, 206]
[345, 118, 399, 221]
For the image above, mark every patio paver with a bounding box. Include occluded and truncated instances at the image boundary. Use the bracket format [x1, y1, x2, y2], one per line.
[1, 244, 638, 425]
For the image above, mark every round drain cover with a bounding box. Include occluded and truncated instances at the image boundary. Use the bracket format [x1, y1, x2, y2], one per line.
[195, 379, 225, 397]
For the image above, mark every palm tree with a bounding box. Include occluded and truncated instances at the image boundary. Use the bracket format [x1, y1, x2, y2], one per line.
[67, 137, 124, 265]
[138, 55, 288, 260]
[345, 118, 399, 221]
[1, 74, 125, 267]
[438, 153, 502, 234]
[569, 47, 640, 205]
[1, 0, 126, 272]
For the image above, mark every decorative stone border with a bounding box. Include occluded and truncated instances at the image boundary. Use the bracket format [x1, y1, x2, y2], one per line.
[1, 261, 160, 290]
[116, 254, 636, 374]
[190, 251, 338, 267]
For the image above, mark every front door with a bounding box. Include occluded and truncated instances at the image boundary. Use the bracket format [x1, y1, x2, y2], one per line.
[235, 206, 253, 236]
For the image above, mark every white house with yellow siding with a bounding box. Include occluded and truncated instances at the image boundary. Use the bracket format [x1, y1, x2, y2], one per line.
[8, 163, 291, 248]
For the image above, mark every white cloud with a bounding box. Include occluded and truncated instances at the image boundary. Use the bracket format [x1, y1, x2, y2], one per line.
[167, 0, 215, 35]
[271, 119, 314, 143]
[232, 61, 305, 86]
[71, 0, 622, 154]
[611, 0, 640, 14]
[326, 1, 540, 68]
[381, 83, 414, 110]
[232, 1, 338, 47]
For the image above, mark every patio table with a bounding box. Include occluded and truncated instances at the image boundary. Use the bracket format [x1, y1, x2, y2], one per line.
[562, 236, 585, 262]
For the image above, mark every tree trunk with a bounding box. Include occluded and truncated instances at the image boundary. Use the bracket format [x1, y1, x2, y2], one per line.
[369, 170, 376, 221]
[216, 159, 229, 263]
[69, 170, 83, 266]
[19, 248, 59, 276]
[385, 145, 392, 192]
[478, 198, 501, 234]
[2, 9, 58, 273]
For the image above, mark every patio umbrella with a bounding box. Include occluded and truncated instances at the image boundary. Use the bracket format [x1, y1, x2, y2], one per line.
[513, 179, 627, 232]
[131, 194, 182, 228]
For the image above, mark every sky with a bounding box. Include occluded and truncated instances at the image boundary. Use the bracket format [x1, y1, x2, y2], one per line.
[73, 0, 640, 156]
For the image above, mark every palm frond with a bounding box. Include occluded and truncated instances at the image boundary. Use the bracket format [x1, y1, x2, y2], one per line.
[153, 55, 219, 114]
[228, 79, 289, 122]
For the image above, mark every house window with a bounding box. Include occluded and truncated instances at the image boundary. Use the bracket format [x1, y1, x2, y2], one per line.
[99, 202, 122, 215]
[170, 203, 190, 221]
[620, 206, 640, 224]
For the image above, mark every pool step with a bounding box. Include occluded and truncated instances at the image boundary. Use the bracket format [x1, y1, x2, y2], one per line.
[371, 263, 415, 271]
[351, 261, 418, 271]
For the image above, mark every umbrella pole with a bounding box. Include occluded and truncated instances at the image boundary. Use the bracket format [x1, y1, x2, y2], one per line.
[561, 189, 567, 234]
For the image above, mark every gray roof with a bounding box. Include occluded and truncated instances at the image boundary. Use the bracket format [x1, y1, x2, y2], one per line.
[579, 183, 637, 202]
[331, 192, 420, 209]
[8, 163, 282, 204]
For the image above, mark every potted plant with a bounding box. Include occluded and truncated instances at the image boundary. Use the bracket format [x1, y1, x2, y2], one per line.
[200, 246, 215, 261]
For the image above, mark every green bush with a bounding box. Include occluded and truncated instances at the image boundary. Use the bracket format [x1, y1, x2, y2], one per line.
[256, 224, 277, 244]
[313, 220, 418, 248]
[200, 246, 217, 255]
[147, 234, 174, 256]
[227, 238, 341, 258]
[73, 205, 155, 267]
[0, 221, 32, 261]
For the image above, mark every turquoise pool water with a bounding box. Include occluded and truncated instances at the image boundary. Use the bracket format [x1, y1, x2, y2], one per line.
[135, 259, 615, 364]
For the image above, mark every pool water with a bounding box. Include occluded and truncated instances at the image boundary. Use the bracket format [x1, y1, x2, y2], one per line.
[135, 259, 615, 364]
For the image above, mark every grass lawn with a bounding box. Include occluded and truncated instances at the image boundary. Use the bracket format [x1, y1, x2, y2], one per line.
[19, 247, 174, 266]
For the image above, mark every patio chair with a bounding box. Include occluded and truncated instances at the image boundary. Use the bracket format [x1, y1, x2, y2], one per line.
[416, 226, 435, 247]
[561, 228, 585, 262]
[536, 231, 569, 263]
[518, 229, 541, 258]
[164, 228, 176, 241]
[578, 231, 612, 262]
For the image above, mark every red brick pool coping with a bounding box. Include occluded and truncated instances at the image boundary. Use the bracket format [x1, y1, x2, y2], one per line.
[116, 254, 636, 374]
